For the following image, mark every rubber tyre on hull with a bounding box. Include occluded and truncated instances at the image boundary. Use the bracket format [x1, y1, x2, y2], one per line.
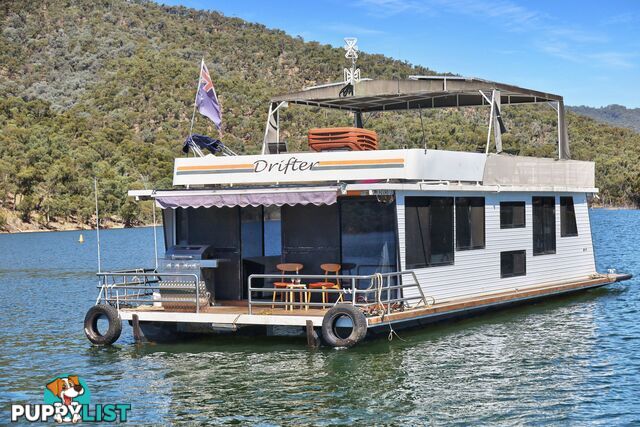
[84, 304, 122, 345]
[321, 304, 367, 348]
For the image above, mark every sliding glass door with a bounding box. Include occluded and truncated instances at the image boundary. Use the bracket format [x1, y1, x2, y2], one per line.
[340, 198, 398, 287]
[281, 204, 341, 276]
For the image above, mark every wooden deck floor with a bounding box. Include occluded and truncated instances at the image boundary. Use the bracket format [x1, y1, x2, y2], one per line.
[126, 302, 328, 317]
[366, 274, 619, 325]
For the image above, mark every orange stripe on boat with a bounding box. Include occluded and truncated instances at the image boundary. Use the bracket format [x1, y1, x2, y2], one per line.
[317, 158, 404, 166]
[177, 164, 254, 171]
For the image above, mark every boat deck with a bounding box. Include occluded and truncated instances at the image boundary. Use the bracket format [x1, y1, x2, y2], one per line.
[128, 303, 328, 317]
[119, 302, 329, 327]
[117, 274, 628, 328]
[367, 273, 624, 326]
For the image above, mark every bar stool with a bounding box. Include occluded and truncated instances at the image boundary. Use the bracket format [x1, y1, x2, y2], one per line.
[285, 282, 309, 311]
[308, 263, 343, 308]
[272, 263, 304, 309]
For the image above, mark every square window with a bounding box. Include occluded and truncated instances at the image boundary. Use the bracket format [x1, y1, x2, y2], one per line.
[501, 250, 526, 278]
[500, 202, 525, 228]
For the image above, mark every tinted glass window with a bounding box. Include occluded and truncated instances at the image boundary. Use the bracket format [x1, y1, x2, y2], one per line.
[560, 197, 578, 237]
[533, 197, 556, 255]
[456, 197, 485, 250]
[175, 207, 239, 248]
[501, 250, 526, 278]
[241, 206, 263, 257]
[263, 206, 281, 256]
[175, 208, 188, 245]
[500, 202, 525, 228]
[282, 204, 340, 275]
[188, 207, 239, 247]
[341, 198, 397, 277]
[174, 207, 242, 299]
[405, 197, 454, 268]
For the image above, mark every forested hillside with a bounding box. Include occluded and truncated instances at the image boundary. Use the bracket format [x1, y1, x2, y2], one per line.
[570, 105, 640, 133]
[1, 0, 639, 231]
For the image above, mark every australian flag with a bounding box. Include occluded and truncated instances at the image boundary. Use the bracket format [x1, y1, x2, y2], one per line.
[196, 60, 222, 129]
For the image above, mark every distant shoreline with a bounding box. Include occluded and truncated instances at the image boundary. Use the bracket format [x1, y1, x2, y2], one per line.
[0, 204, 155, 234]
[590, 205, 639, 210]
[0, 206, 637, 234]
[0, 222, 155, 234]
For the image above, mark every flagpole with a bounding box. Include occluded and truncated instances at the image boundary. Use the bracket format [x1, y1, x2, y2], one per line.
[188, 57, 204, 137]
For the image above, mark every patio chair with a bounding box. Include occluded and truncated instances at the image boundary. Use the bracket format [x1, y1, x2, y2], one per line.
[308, 263, 343, 308]
[272, 263, 304, 309]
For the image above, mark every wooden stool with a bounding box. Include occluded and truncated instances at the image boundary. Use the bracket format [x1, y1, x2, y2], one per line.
[308, 263, 343, 308]
[285, 283, 308, 311]
[272, 263, 303, 309]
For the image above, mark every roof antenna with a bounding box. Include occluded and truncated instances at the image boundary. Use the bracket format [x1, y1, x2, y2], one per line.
[343, 37, 360, 86]
[340, 37, 361, 98]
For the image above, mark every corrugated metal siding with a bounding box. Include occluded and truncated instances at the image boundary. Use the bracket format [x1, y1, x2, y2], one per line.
[397, 191, 596, 303]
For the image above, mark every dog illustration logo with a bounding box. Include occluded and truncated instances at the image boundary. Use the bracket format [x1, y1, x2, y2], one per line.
[44, 375, 90, 423]
[11, 375, 130, 423]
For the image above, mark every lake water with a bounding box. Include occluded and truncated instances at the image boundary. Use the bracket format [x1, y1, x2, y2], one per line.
[0, 209, 639, 425]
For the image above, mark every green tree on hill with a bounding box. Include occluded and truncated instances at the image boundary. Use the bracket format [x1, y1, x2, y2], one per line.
[0, 0, 639, 230]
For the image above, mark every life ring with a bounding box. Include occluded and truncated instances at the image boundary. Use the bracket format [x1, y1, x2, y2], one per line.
[321, 304, 367, 348]
[84, 304, 122, 345]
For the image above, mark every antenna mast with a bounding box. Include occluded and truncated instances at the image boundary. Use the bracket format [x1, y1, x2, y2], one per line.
[343, 37, 361, 89]
[94, 178, 102, 273]
[343, 37, 363, 127]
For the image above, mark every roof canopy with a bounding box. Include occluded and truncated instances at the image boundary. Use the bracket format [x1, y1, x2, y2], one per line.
[267, 76, 570, 160]
[270, 76, 563, 112]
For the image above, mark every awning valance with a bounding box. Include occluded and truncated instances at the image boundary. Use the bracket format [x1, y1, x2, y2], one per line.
[155, 190, 337, 209]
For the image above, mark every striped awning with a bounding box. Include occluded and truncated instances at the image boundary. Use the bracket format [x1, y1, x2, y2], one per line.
[154, 189, 337, 209]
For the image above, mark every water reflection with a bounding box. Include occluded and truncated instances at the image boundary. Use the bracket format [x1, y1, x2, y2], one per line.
[0, 211, 639, 424]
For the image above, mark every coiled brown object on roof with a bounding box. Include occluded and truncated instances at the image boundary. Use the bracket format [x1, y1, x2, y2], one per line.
[308, 127, 378, 151]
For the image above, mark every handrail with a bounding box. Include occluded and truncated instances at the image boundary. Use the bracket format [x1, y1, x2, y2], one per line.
[247, 270, 429, 315]
[96, 270, 203, 313]
[94, 268, 431, 317]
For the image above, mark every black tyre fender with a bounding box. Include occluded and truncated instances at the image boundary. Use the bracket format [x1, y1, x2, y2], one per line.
[84, 304, 122, 345]
[321, 304, 368, 348]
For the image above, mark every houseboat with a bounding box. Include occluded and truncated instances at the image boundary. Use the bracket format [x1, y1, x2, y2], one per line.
[84, 75, 632, 348]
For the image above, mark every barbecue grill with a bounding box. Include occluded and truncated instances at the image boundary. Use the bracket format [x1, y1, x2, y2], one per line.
[157, 245, 219, 307]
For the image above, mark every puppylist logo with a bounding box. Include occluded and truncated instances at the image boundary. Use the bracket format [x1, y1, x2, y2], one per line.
[10, 375, 131, 423]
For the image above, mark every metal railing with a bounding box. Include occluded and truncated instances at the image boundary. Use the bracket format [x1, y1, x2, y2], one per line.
[96, 269, 205, 313]
[95, 269, 431, 317]
[247, 270, 430, 315]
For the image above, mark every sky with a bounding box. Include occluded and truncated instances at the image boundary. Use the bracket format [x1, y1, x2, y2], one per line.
[157, 0, 640, 107]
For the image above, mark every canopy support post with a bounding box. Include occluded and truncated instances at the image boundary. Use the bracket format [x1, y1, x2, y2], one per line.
[557, 100, 570, 160]
[493, 90, 503, 154]
[485, 91, 495, 154]
[261, 102, 287, 154]
[354, 111, 363, 128]
[152, 200, 158, 271]
[483, 90, 503, 154]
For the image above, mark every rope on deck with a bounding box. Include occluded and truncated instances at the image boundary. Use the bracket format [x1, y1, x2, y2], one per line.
[372, 272, 405, 342]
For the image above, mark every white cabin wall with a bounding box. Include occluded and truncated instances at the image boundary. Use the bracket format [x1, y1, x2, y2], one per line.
[397, 191, 596, 303]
